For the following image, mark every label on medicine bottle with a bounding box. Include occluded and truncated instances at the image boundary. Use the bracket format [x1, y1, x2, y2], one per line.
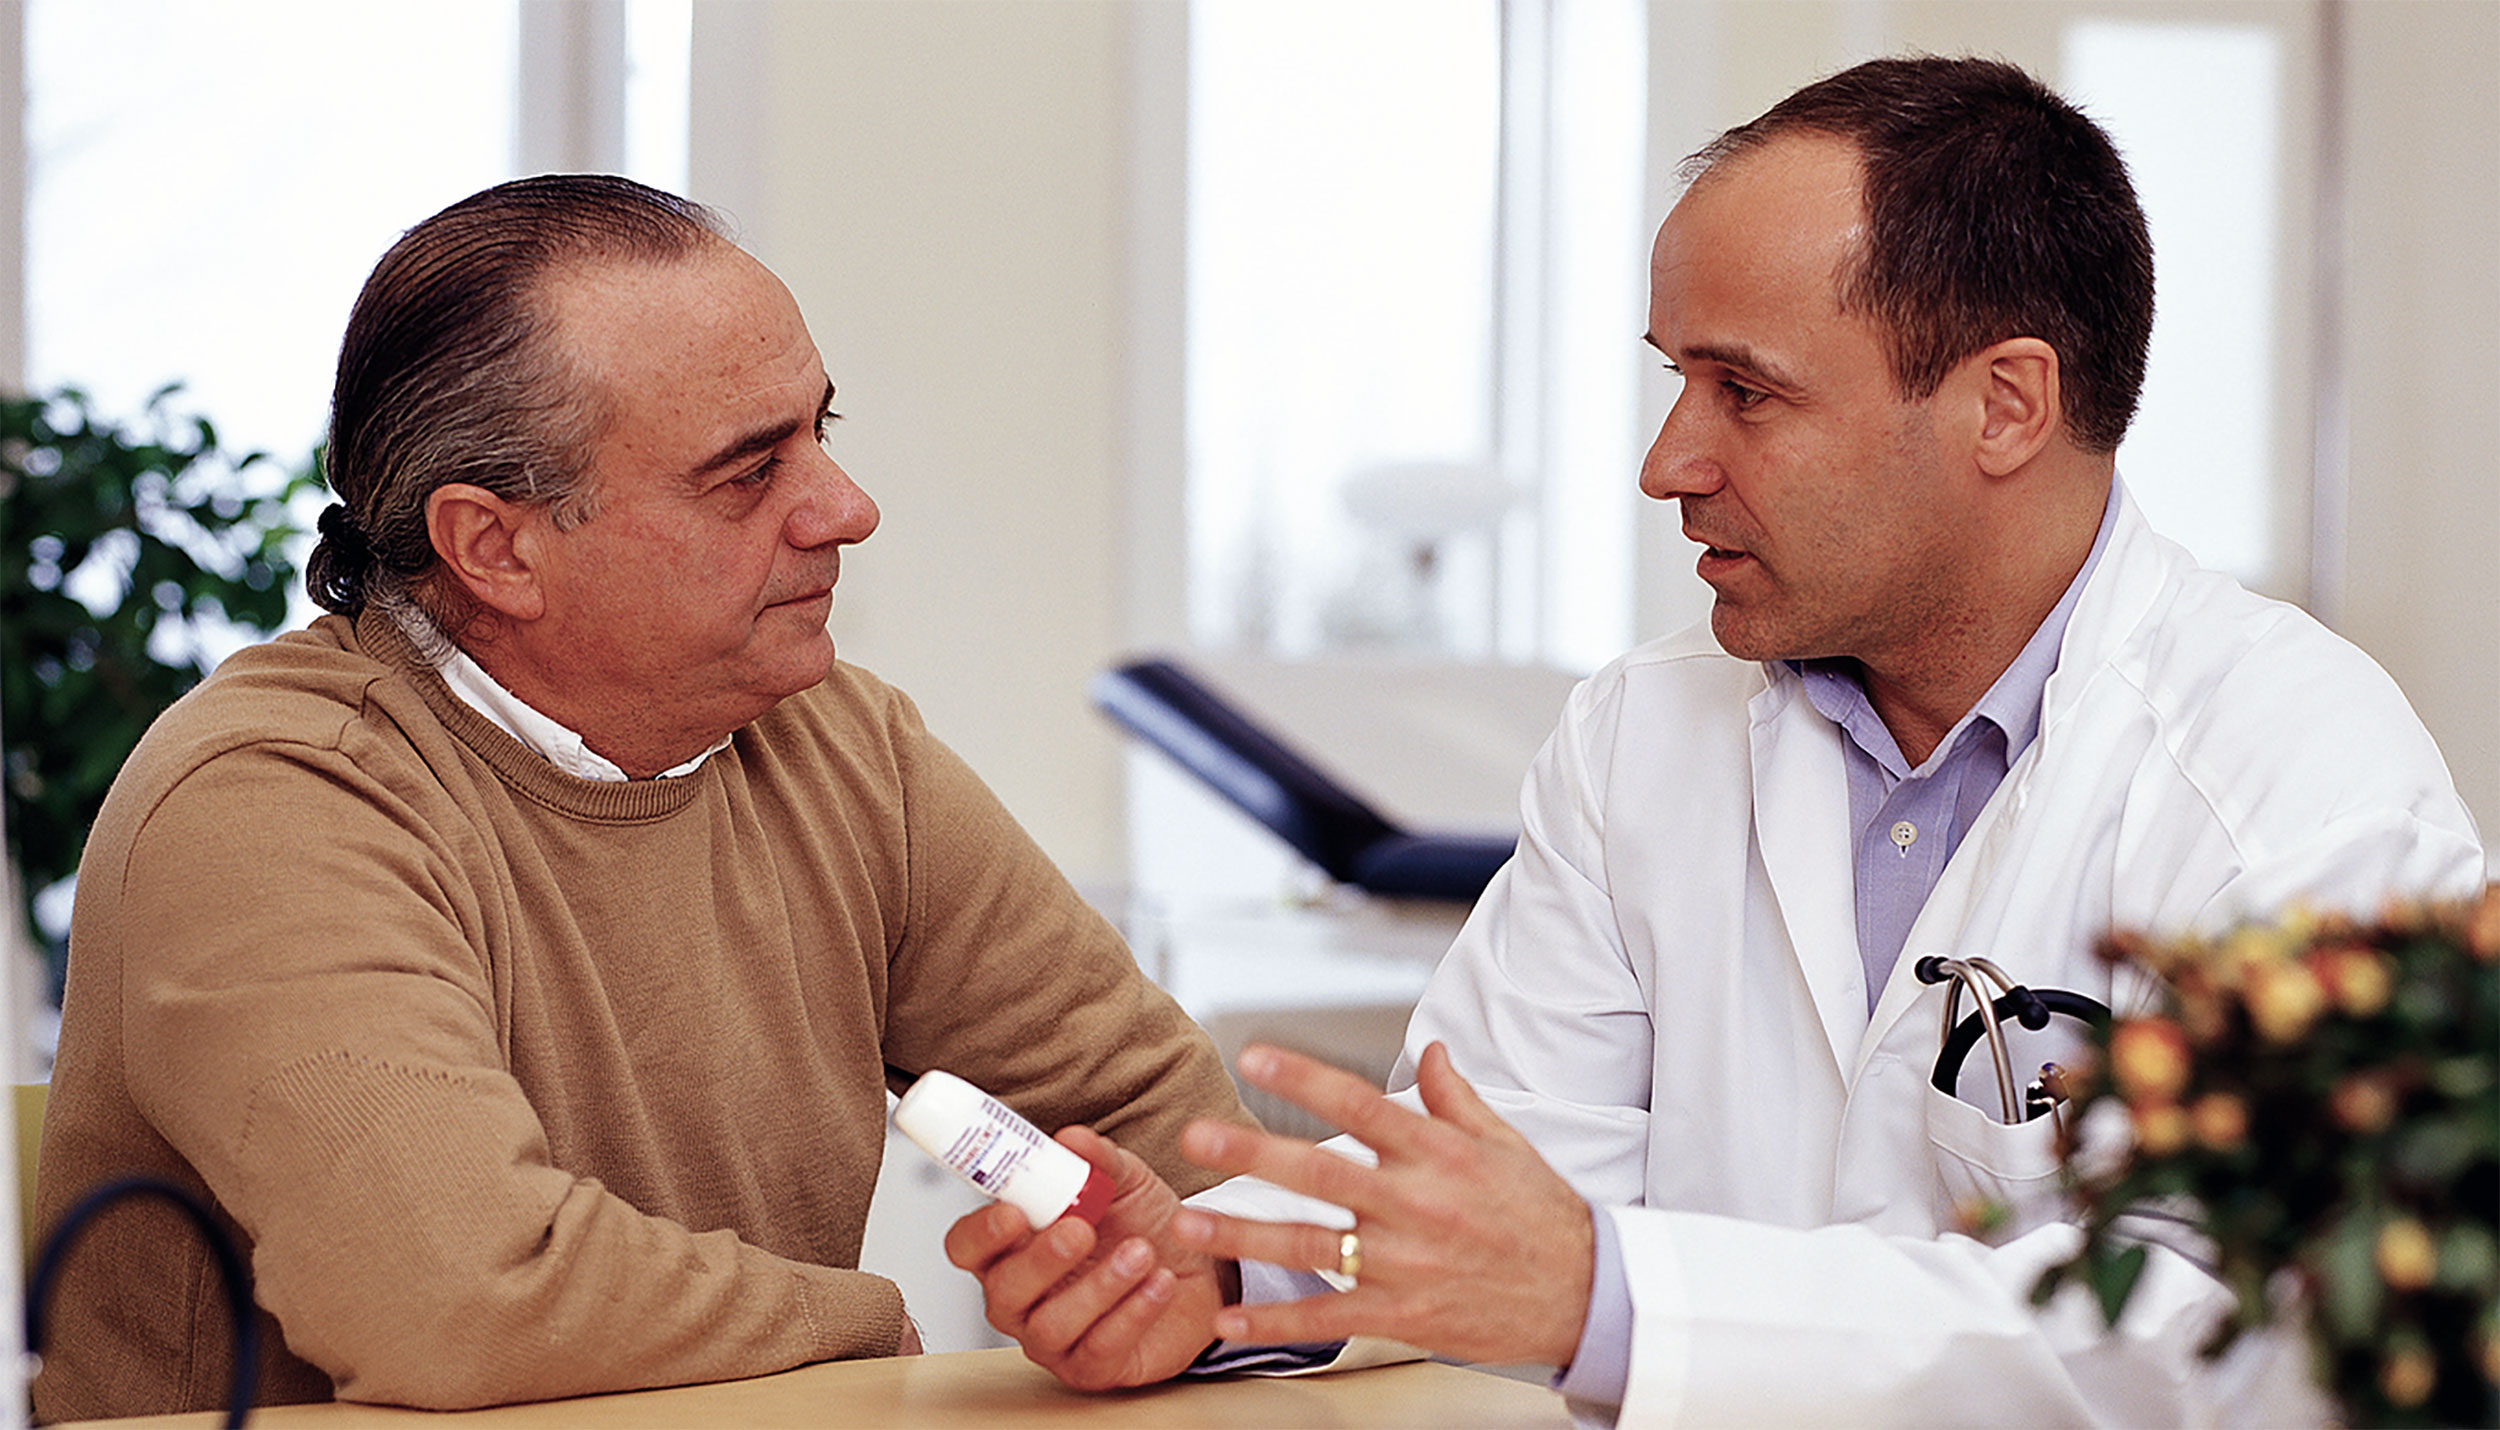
[892, 1070, 1116, 1229]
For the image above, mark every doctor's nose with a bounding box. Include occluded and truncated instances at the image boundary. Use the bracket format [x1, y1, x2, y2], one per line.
[1639, 389, 1724, 502]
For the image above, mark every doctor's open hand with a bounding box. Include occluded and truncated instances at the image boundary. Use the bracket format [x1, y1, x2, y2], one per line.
[942, 1123, 1230, 1390]
[1170, 1041, 1595, 1367]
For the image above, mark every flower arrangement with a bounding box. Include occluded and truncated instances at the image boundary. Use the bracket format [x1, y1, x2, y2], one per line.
[2037, 888, 2499, 1426]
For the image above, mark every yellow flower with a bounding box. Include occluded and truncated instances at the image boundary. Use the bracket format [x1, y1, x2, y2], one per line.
[2221, 923, 2300, 979]
[2132, 1100, 2190, 1157]
[2189, 1092, 2248, 1151]
[2306, 943, 2392, 1016]
[2244, 958, 2327, 1042]
[2380, 1345, 2437, 1407]
[2374, 1217, 2438, 1291]
[2110, 1018, 2193, 1102]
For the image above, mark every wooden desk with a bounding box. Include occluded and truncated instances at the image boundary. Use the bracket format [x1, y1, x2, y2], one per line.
[61, 1347, 1573, 1429]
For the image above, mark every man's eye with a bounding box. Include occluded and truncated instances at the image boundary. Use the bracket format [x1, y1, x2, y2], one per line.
[733, 457, 779, 489]
[1724, 381, 1767, 410]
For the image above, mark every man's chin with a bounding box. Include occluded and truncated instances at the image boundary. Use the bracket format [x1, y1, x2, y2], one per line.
[1706, 604, 1804, 664]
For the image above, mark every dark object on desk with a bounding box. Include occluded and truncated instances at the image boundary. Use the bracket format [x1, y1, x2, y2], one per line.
[27, 1174, 259, 1427]
[1091, 656, 1517, 902]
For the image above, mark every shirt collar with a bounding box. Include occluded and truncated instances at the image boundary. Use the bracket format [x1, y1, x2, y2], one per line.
[389, 604, 731, 782]
[1793, 480, 2120, 775]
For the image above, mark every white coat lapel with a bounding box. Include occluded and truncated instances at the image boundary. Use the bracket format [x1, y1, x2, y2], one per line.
[1747, 677, 1866, 1075]
[1853, 484, 2164, 1074]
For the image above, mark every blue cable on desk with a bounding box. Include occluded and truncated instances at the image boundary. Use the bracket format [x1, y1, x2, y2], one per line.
[26, 1175, 258, 1427]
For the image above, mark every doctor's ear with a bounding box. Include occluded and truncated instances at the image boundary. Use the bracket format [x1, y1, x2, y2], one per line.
[425, 484, 549, 622]
[1963, 337, 2062, 478]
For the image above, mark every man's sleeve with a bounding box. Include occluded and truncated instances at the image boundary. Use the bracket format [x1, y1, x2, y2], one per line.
[113, 745, 901, 1410]
[868, 688, 1255, 1194]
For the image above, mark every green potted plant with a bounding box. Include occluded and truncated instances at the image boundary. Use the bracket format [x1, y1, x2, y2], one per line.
[1, 385, 316, 986]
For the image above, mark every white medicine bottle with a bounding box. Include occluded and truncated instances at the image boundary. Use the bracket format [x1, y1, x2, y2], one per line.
[892, 1070, 1116, 1229]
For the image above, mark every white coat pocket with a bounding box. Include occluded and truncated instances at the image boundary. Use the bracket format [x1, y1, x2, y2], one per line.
[1924, 1084, 2069, 1242]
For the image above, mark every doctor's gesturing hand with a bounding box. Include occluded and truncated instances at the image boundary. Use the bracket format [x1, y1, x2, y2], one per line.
[1171, 1041, 1596, 1366]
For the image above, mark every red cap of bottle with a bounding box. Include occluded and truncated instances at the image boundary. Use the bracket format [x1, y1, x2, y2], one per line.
[1066, 1162, 1117, 1227]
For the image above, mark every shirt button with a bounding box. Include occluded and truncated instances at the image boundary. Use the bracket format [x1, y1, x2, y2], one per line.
[1890, 820, 1918, 853]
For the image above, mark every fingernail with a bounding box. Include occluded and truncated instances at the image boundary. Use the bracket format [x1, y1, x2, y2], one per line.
[1050, 1220, 1088, 1255]
[1112, 1239, 1151, 1276]
[1214, 1310, 1248, 1340]
[1238, 1046, 1278, 1081]
[1169, 1209, 1208, 1244]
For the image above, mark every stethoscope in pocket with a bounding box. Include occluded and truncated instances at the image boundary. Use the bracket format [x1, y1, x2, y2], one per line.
[1914, 955, 2111, 1129]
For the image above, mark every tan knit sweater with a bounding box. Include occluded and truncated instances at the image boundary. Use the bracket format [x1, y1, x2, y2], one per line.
[34, 611, 1251, 1419]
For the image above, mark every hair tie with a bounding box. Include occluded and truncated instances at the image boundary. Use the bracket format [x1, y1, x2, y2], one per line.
[317, 502, 373, 565]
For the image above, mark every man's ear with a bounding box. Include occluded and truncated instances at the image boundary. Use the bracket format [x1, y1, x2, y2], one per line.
[1969, 337, 2062, 478]
[426, 484, 548, 622]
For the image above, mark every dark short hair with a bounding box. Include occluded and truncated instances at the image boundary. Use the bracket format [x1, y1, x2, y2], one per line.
[1686, 55, 2154, 453]
[306, 173, 730, 618]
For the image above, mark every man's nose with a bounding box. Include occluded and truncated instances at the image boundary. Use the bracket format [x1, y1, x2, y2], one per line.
[1638, 388, 1724, 502]
[789, 449, 881, 549]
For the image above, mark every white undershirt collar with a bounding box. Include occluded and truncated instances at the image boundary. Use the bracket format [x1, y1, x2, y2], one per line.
[391, 605, 730, 782]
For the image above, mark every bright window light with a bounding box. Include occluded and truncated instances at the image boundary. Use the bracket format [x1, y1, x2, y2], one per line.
[624, 0, 693, 194]
[1188, 0, 1503, 658]
[26, 0, 519, 466]
[2063, 20, 2283, 586]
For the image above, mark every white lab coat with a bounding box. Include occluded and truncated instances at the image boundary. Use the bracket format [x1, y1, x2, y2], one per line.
[1201, 486, 2485, 1425]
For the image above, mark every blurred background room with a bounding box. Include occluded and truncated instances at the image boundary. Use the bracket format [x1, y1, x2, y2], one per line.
[0, 0, 2492, 1351]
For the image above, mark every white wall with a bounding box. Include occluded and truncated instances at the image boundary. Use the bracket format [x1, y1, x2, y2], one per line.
[699, 0, 2497, 876]
[2340, 0, 2500, 852]
[694, 1, 1147, 884]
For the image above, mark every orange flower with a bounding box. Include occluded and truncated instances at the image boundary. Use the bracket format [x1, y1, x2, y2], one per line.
[2110, 1018, 2193, 1103]
[2305, 943, 2393, 1016]
[1952, 1196, 2011, 1240]
[2132, 1100, 2190, 1157]
[2375, 1217, 2438, 1291]
[2380, 1345, 2437, 1407]
[2172, 969, 2231, 1044]
[2189, 1092, 2248, 1151]
[2244, 958, 2327, 1042]
[2470, 886, 2500, 962]
[2331, 1073, 2400, 1133]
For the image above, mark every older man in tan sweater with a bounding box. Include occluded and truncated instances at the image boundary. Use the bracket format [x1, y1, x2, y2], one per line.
[34, 175, 1251, 1420]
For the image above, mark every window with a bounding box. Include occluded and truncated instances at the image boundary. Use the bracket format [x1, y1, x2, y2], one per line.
[1185, 0, 1648, 671]
[17, 0, 690, 948]
[2064, 19, 2285, 589]
[26, 0, 520, 464]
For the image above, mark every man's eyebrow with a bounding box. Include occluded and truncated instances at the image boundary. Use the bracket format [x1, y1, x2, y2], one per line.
[685, 380, 836, 485]
[1672, 340, 1805, 395]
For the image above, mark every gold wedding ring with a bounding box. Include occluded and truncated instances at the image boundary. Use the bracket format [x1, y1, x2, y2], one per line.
[1337, 1230, 1363, 1281]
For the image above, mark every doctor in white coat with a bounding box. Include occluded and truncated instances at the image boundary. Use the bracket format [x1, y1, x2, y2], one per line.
[944, 57, 2484, 1424]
